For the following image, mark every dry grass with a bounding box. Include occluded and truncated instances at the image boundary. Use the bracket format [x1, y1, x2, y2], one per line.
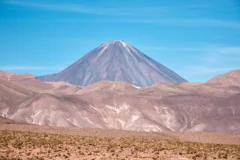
[0, 130, 239, 160]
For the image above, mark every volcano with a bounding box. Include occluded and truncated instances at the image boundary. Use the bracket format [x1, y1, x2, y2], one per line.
[38, 40, 187, 86]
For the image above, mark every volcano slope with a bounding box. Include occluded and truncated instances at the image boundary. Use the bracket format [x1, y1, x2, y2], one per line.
[0, 70, 240, 134]
[38, 40, 187, 87]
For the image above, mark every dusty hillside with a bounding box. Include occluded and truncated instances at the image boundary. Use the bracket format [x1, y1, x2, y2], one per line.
[208, 70, 240, 87]
[0, 116, 15, 124]
[0, 70, 240, 133]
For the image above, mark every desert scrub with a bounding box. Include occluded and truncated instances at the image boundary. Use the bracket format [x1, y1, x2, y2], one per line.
[0, 130, 239, 159]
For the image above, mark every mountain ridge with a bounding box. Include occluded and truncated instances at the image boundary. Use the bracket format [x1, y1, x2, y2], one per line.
[1, 70, 240, 133]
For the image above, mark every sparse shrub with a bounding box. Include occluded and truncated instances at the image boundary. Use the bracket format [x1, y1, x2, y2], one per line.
[0, 130, 239, 160]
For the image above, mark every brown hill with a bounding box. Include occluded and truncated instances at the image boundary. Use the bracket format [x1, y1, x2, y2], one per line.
[0, 70, 240, 133]
[0, 116, 16, 124]
[208, 70, 240, 87]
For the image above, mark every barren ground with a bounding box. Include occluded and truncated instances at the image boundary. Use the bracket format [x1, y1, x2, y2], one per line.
[0, 124, 239, 160]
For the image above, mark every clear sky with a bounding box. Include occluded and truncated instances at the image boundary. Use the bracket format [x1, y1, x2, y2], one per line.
[0, 0, 240, 82]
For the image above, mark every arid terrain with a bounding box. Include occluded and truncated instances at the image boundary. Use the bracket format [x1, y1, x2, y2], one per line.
[0, 69, 240, 159]
[0, 100, 239, 159]
[0, 123, 240, 160]
[0, 70, 240, 133]
[1, 0, 240, 159]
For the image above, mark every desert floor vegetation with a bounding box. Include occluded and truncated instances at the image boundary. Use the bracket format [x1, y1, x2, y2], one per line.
[0, 130, 239, 160]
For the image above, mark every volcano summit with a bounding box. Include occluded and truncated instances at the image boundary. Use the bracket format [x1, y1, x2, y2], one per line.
[38, 40, 187, 86]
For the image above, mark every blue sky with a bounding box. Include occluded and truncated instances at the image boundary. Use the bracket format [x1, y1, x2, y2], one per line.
[0, 0, 240, 82]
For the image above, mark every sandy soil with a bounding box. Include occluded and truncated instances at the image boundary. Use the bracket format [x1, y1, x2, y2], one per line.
[0, 124, 239, 145]
[0, 124, 239, 160]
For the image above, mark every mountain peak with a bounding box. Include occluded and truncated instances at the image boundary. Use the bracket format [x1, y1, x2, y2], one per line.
[105, 40, 126, 44]
[38, 41, 187, 86]
[100, 40, 129, 48]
